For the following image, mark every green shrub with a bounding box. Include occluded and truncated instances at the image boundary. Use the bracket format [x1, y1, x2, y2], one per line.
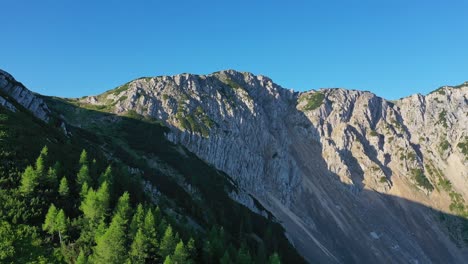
[379, 177, 388, 183]
[457, 137, 468, 158]
[438, 110, 448, 128]
[440, 139, 450, 152]
[300, 92, 325, 111]
[411, 168, 433, 191]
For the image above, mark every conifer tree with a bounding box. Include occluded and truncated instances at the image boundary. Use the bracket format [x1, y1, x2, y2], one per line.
[268, 252, 281, 264]
[143, 208, 159, 260]
[58, 177, 69, 197]
[45, 166, 58, 189]
[187, 237, 197, 260]
[80, 182, 109, 225]
[129, 204, 145, 238]
[35, 146, 48, 178]
[79, 150, 88, 166]
[160, 225, 177, 258]
[220, 251, 232, 264]
[163, 255, 173, 264]
[93, 214, 127, 264]
[98, 166, 113, 186]
[77, 164, 91, 187]
[19, 165, 38, 195]
[43, 204, 67, 243]
[114, 192, 131, 222]
[43, 204, 58, 237]
[76, 250, 87, 264]
[172, 240, 189, 264]
[128, 228, 147, 264]
[80, 182, 89, 199]
[55, 209, 67, 244]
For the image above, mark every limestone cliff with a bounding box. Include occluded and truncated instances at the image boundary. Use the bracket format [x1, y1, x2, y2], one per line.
[0, 70, 51, 122]
[83, 70, 468, 263]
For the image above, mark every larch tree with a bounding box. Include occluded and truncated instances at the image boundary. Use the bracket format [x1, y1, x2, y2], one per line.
[172, 240, 189, 264]
[144, 208, 159, 260]
[92, 214, 127, 264]
[160, 225, 177, 258]
[129, 203, 145, 238]
[128, 228, 148, 264]
[19, 166, 38, 195]
[58, 177, 69, 197]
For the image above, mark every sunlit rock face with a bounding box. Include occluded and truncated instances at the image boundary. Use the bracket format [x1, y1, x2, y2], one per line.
[86, 70, 468, 263]
[0, 70, 51, 122]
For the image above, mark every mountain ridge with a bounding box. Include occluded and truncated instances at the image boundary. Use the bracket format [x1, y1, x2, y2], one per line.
[1, 68, 468, 263]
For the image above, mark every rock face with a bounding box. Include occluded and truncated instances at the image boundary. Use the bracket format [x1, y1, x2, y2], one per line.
[3, 68, 467, 263]
[86, 70, 468, 263]
[0, 70, 51, 122]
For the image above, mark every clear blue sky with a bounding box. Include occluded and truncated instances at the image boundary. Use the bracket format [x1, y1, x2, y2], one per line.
[1, 0, 467, 99]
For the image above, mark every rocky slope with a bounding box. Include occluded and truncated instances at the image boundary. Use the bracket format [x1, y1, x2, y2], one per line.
[81, 70, 468, 263]
[0, 70, 51, 122]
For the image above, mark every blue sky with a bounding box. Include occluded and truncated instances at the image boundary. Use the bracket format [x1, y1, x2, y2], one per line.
[1, 0, 467, 99]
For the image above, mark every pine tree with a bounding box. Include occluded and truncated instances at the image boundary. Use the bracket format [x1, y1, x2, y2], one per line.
[98, 166, 113, 186]
[163, 255, 173, 264]
[220, 251, 232, 264]
[35, 146, 48, 178]
[80, 182, 89, 199]
[76, 250, 87, 264]
[128, 228, 147, 264]
[129, 204, 145, 238]
[160, 225, 177, 258]
[268, 252, 281, 264]
[55, 209, 67, 244]
[96, 181, 110, 215]
[142, 208, 159, 261]
[93, 214, 127, 264]
[43, 204, 67, 244]
[80, 182, 109, 225]
[114, 192, 131, 222]
[77, 164, 91, 187]
[19, 165, 38, 195]
[187, 237, 197, 260]
[79, 150, 88, 166]
[172, 240, 189, 264]
[43, 204, 58, 237]
[45, 165, 58, 189]
[58, 177, 69, 197]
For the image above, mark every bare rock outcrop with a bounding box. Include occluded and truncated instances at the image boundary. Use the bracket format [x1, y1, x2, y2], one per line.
[0, 70, 51, 122]
[86, 70, 468, 263]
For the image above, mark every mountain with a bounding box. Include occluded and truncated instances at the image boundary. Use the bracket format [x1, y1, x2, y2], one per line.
[1, 69, 468, 263]
[0, 70, 304, 263]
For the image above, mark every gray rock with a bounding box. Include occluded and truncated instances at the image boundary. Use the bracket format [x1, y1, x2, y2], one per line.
[87, 70, 468, 263]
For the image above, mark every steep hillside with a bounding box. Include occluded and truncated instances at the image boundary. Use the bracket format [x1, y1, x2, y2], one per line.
[0, 70, 304, 263]
[82, 70, 468, 263]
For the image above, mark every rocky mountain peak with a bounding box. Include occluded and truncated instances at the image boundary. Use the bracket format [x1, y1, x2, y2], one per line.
[79, 70, 467, 263]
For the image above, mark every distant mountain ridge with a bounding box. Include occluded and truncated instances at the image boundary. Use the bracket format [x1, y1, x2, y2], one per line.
[1, 69, 467, 263]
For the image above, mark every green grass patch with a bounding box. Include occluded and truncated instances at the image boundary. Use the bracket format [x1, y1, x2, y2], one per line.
[437, 110, 448, 128]
[439, 139, 450, 153]
[457, 136, 468, 159]
[411, 168, 434, 191]
[299, 92, 325, 111]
